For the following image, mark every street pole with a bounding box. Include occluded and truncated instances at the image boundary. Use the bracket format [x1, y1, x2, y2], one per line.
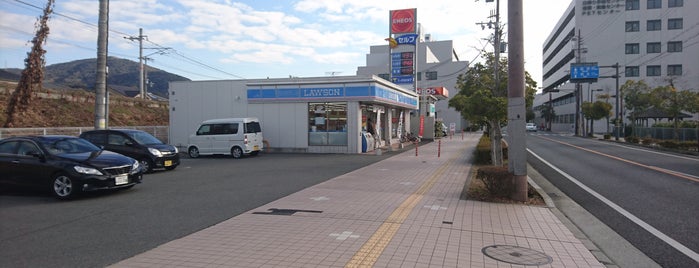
[507, 0, 527, 202]
[94, 0, 108, 129]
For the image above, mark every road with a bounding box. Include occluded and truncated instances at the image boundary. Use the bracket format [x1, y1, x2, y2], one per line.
[526, 133, 699, 267]
[0, 151, 403, 268]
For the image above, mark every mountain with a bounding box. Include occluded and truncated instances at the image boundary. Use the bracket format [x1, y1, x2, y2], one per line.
[0, 57, 190, 98]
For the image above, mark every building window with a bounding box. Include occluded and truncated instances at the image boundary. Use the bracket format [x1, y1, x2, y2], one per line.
[667, 65, 682, 76]
[425, 71, 438, 80]
[647, 65, 661, 76]
[647, 20, 661, 31]
[625, 21, 640, 32]
[667, 41, 682, 52]
[308, 102, 348, 146]
[625, 66, 640, 77]
[668, 0, 683, 7]
[646, 42, 661, 53]
[625, 43, 640, 54]
[647, 0, 661, 9]
[668, 18, 683, 30]
[626, 0, 640, 10]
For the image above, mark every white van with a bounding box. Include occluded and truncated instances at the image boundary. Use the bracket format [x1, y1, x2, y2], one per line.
[187, 117, 264, 158]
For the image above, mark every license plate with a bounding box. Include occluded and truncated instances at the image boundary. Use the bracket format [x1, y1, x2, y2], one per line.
[164, 160, 172, 167]
[253, 145, 259, 150]
[115, 175, 128, 185]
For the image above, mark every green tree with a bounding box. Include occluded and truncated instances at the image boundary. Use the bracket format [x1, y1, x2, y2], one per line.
[449, 52, 537, 165]
[622, 80, 652, 137]
[539, 104, 556, 131]
[649, 85, 699, 140]
[582, 101, 612, 136]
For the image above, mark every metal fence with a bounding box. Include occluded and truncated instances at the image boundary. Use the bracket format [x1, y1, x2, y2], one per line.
[0, 126, 169, 143]
[612, 126, 698, 142]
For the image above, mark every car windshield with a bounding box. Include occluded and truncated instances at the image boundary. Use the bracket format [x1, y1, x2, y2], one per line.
[41, 138, 101, 155]
[126, 131, 163, 145]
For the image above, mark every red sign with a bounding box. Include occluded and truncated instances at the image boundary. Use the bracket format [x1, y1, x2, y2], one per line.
[390, 9, 416, 34]
[419, 115, 425, 137]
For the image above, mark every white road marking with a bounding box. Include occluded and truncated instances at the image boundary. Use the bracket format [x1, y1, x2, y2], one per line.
[528, 149, 699, 263]
[310, 196, 329, 201]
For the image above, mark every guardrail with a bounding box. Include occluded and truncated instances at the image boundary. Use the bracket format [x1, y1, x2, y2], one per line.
[0, 126, 169, 143]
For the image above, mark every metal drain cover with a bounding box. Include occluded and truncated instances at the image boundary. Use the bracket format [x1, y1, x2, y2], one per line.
[482, 245, 553, 266]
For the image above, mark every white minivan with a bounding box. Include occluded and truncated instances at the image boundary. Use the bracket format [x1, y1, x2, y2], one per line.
[187, 118, 264, 158]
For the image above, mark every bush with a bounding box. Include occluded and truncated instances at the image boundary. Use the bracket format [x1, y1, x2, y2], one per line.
[626, 136, 640, 144]
[476, 166, 513, 198]
[641, 137, 656, 145]
[603, 133, 611, 140]
[658, 140, 679, 149]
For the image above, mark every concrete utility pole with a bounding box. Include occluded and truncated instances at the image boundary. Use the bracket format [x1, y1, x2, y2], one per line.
[94, 0, 108, 129]
[507, 0, 527, 202]
[125, 28, 146, 99]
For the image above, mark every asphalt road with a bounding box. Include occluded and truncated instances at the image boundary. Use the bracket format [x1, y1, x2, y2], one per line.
[0, 150, 407, 268]
[526, 133, 699, 267]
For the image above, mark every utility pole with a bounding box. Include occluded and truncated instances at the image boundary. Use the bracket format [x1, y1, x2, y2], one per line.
[94, 0, 108, 129]
[574, 29, 583, 136]
[508, 0, 527, 202]
[125, 28, 146, 99]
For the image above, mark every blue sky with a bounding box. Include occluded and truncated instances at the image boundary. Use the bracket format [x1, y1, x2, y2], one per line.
[1, 0, 571, 87]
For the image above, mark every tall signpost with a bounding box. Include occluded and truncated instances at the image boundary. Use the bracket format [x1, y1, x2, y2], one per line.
[388, 9, 419, 135]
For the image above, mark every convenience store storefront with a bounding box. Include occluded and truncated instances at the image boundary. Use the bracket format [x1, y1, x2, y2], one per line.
[246, 76, 418, 153]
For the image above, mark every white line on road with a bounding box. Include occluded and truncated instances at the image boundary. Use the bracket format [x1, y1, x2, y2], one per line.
[528, 148, 699, 263]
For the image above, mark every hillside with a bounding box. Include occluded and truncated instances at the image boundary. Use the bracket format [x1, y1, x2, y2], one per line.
[0, 81, 168, 128]
[1, 57, 191, 98]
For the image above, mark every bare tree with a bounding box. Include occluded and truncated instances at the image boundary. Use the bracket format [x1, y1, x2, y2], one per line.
[4, 0, 55, 128]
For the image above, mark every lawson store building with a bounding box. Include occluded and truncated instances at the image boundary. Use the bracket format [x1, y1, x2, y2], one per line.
[168, 75, 418, 154]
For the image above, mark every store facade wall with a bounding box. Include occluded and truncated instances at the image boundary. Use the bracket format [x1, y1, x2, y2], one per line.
[169, 76, 417, 154]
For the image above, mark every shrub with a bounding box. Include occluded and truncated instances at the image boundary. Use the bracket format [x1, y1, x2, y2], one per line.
[474, 135, 509, 164]
[641, 137, 656, 145]
[603, 133, 611, 140]
[476, 166, 513, 198]
[658, 140, 679, 149]
[626, 136, 640, 144]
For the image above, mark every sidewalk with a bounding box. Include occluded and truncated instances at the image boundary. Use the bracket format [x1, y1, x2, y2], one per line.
[111, 135, 603, 268]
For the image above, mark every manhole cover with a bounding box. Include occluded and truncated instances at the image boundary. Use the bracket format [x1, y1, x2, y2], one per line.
[482, 245, 553, 266]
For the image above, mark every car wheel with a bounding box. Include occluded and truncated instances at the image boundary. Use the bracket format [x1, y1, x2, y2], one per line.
[52, 173, 78, 200]
[188, 146, 200, 158]
[231, 146, 243, 159]
[140, 159, 153, 173]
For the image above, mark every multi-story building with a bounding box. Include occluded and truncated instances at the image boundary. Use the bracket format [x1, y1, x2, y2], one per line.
[538, 0, 698, 134]
[356, 34, 470, 137]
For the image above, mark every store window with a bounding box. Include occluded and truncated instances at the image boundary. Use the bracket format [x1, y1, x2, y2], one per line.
[308, 102, 348, 146]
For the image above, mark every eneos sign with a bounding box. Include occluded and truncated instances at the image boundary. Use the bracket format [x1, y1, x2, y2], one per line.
[390, 9, 416, 34]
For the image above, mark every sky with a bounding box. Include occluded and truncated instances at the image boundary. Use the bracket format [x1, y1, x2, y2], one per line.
[0, 0, 572, 90]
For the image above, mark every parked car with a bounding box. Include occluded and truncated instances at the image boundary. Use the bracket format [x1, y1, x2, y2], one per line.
[526, 123, 537, 132]
[0, 136, 142, 200]
[187, 117, 264, 159]
[80, 129, 179, 173]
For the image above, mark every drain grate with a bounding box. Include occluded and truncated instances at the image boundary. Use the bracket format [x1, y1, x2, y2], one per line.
[252, 208, 323, 216]
[482, 245, 553, 266]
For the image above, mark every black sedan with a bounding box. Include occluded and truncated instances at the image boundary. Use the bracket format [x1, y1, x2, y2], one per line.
[0, 135, 142, 199]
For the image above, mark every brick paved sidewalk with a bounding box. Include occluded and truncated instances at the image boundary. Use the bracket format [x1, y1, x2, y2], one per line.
[112, 134, 603, 268]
